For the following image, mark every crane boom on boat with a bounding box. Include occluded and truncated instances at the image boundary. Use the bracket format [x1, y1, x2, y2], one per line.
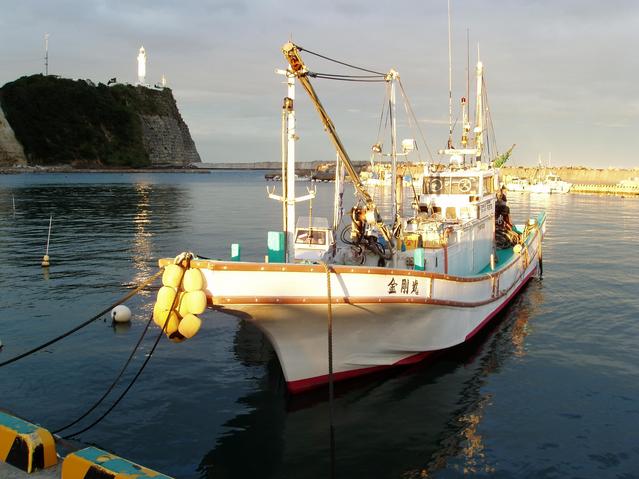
[281, 42, 394, 245]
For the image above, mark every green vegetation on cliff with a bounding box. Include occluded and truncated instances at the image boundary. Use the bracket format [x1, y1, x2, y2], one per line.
[0, 75, 175, 167]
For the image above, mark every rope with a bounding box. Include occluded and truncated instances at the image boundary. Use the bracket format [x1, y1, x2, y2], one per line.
[62, 261, 187, 439]
[52, 312, 154, 434]
[0, 270, 163, 369]
[308, 72, 384, 79]
[297, 45, 386, 76]
[320, 261, 336, 478]
[308, 73, 386, 83]
[397, 79, 435, 162]
[320, 262, 335, 399]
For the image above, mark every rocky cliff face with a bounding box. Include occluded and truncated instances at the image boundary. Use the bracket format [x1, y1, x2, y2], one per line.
[0, 75, 200, 168]
[139, 106, 200, 166]
[0, 106, 27, 167]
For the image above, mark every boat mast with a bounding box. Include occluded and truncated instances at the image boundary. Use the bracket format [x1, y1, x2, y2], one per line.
[474, 46, 484, 162]
[271, 69, 315, 261]
[461, 29, 470, 153]
[285, 73, 296, 261]
[390, 70, 399, 223]
[447, 0, 454, 149]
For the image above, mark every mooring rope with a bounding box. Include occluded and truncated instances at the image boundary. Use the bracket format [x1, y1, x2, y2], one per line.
[320, 261, 336, 478]
[0, 269, 164, 369]
[61, 262, 187, 439]
[52, 312, 155, 434]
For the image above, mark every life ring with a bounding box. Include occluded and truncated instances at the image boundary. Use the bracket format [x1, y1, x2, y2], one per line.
[459, 178, 472, 192]
[430, 178, 442, 193]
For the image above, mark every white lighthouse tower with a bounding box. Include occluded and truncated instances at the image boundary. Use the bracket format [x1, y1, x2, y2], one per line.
[137, 46, 147, 86]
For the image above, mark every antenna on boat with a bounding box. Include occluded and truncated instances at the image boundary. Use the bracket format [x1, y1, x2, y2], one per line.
[461, 28, 470, 156]
[389, 69, 399, 228]
[473, 43, 483, 162]
[447, 0, 453, 149]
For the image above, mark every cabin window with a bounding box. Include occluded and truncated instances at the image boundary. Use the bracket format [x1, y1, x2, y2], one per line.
[483, 176, 494, 195]
[424, 176, 478, 195]
[295, 228, 327, 245]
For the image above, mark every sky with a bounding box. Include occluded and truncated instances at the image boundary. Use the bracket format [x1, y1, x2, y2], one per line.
[1, 0, 638, 168]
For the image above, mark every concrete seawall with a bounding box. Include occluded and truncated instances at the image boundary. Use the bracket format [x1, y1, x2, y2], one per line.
[500, 166, 639, 185]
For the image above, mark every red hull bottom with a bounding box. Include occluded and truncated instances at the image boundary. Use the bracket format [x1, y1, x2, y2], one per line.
[287, 267, 537, 394]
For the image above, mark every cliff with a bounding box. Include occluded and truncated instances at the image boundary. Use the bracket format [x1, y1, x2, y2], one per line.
[0, 106, 27, 167]
[0, 75, 200, 168]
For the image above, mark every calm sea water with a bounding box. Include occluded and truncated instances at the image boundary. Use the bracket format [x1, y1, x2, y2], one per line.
[0, 172, 638, 478]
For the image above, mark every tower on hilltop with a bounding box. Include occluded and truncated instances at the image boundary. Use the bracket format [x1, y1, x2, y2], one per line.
[137, 46, 147, 85]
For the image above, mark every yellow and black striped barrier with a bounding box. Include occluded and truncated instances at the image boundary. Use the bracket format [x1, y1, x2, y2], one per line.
[0, 411, 57, 473]
[62, 446, 173, 479]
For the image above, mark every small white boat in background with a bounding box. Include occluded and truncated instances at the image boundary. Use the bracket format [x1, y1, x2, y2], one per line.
[527, 173, 571, 194]
[544, 173, 571, 193]
[525, 153, 571, 194]
[505, 177, 529, 192]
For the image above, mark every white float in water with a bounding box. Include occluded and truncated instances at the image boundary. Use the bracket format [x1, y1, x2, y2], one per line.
[111, 305, 132, 323]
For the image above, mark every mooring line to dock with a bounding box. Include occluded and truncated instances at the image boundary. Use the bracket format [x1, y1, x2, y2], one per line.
[61, 324, 166, 438]
[0, 269, 163, 368]
[60, 263, 187, 439]
[52, 312, 154, 434]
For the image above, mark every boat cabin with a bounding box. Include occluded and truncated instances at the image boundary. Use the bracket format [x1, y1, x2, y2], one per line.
[294, 216, 333, 262]
[399, 167, 497, 276]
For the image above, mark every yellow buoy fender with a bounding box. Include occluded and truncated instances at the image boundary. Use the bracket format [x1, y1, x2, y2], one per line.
[162, 314, 180, 336]
[184, 290, 207, 315]
[156, 286, 178, 311]
[183, 268, 204, 292]
[178, 314, 202, 339]
[176, 292, 191, 317]
[153, 305, 180, 329]
[162, 264, 184, 289]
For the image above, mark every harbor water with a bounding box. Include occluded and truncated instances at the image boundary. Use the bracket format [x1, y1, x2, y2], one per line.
[0, 172, 638, 478]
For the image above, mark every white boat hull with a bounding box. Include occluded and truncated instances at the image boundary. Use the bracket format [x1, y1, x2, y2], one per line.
[174, 217, 545, 393]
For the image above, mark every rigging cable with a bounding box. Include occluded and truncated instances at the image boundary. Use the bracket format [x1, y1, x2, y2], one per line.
[296, 45, 386, 76]
[308, 72, 384, 79]
[397, 79, 435, 162]
[308, 73, 386, 83]
[0, 270, 163, 369]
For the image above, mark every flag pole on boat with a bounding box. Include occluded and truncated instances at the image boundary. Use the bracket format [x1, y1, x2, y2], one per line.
[41, 213, 52, 267]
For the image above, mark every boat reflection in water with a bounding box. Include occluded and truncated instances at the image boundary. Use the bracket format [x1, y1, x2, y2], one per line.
[198, 279, 543, 478]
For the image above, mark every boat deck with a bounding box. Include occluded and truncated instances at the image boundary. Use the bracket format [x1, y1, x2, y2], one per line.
[477, 246, 516, 275]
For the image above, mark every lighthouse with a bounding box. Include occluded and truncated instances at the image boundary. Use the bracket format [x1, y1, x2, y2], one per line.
[137, 46, 147, 85]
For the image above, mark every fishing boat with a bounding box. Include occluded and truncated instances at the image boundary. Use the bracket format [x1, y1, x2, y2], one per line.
[527, 173, 571, 194]
[159, 42, 545, 394]
[505, 177, 529, 192]
[525, 155, 571, 193]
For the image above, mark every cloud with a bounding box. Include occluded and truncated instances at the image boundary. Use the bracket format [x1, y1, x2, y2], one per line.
[1, 0, 638, 166]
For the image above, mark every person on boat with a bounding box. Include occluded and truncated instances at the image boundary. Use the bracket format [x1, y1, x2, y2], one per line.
[495, 195, 519, 249]
[496, 185, 508, 204]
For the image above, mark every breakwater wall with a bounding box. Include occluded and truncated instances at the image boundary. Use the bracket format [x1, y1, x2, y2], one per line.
[197, 160, 369, 170]
[570, 184, 639, 195]
[500, 166, 639, 185]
